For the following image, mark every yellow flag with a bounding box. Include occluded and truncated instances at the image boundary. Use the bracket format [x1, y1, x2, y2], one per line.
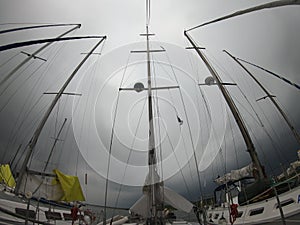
[0, 164, 16, 188]
[52, 169, 85, 202]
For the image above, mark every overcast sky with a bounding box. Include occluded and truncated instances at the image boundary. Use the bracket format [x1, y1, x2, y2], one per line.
[0, 0, 299, 208]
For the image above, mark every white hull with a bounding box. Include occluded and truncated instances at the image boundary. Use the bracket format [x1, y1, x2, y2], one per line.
[206, 185, 300, 225]
[0, 191, 82, 225]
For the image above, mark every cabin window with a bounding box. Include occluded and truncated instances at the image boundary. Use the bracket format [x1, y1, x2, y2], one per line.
[63, 213, 73, 220]
[275, 199, 295, 209]
[249, 207, 264, 216]
[237, 211, 243, 218]
[15, 208, 36, 219]
[45, 211, 62, 220]
[214, 213, 219, 219]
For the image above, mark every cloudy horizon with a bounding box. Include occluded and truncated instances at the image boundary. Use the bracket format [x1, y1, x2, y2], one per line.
[0, 0, 299, 208]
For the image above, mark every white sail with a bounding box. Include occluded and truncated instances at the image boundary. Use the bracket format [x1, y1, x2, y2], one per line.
[130, 186, 194, 218]
[163, 187, 194, 213]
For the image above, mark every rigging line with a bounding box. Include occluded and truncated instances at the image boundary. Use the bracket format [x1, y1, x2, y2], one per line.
[0, 62, 44, 114]
[258, 96, 298, 162]
[119, 58, 137, 87]
[186, 0, 300, 32]
[80, 47, 103, 159]
[163, 47, 204, 201]
[9, 144, 22, 168]
[198, 85, 232, 177]
[0, 59, 37, 97]
[153, 50, 195, 184]
[3, 51, 59, 156]
[198, 82, 229, 177]
[244, 121, 274, 175]
[249, 82, 294, 163]
[104, 86, 120, 222]
[104, 50, 129, 224]
[194, 87, 210, 185]
[228, 112, 240, 169]
[261, 119, 290, 166]
[54, 98, 60, 138]
[225, 50, 300, 145]
[0, 25, 80, 96]
[237, 57, 300, 91]
[58, 97, 82, 169]
[15, 36, 107, 193]
[206, 49, 265, 127]
[32, 118, 68, 196]
[168, 92, 195, 182]
[159, 113, 194, 198]
[198, 87, 212, 126]
[112, 54, 137, 212]
[224, 130, 227, 174]
[113, 98, 147, 215]
[230, 94, 264, 127]
[0, 52, 20, 68]
[235, 85, 264, 127]
[276, 99, 298, 130]
[0, 40, 68, 98]
[9, 96, 49, 170]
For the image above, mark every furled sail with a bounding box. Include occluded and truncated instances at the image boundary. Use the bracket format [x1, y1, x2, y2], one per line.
[214, 164, 253, 185]
[18, 171, 64, 200]
[17, 169, 85, 202]
[0, 164, 16, 188]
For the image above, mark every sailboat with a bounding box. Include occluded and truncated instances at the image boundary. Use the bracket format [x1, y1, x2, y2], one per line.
[0, 1, 300, 225]
[0, 24, 106, 224]
[183, 1, 300, 224]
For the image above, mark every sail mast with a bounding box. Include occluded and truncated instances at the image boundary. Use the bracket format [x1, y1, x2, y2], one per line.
[145, 23, 160, 225]
[15, 36, 106, 193]
[224, 50, 300, 145]
[234, 56, 300, 91]
[186, 0, 300, 32]
[0, 23, 80, 35]
[184, 31, 265, 180]
[0, 24, 81, 88]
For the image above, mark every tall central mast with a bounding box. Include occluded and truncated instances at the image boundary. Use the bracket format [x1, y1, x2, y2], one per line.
[145, 24, 160, 224]
[146, 25, 156, 167]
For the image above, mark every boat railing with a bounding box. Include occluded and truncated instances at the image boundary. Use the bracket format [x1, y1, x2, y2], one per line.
[202, 172, 300, 209]
[239, 173, 300, 206]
